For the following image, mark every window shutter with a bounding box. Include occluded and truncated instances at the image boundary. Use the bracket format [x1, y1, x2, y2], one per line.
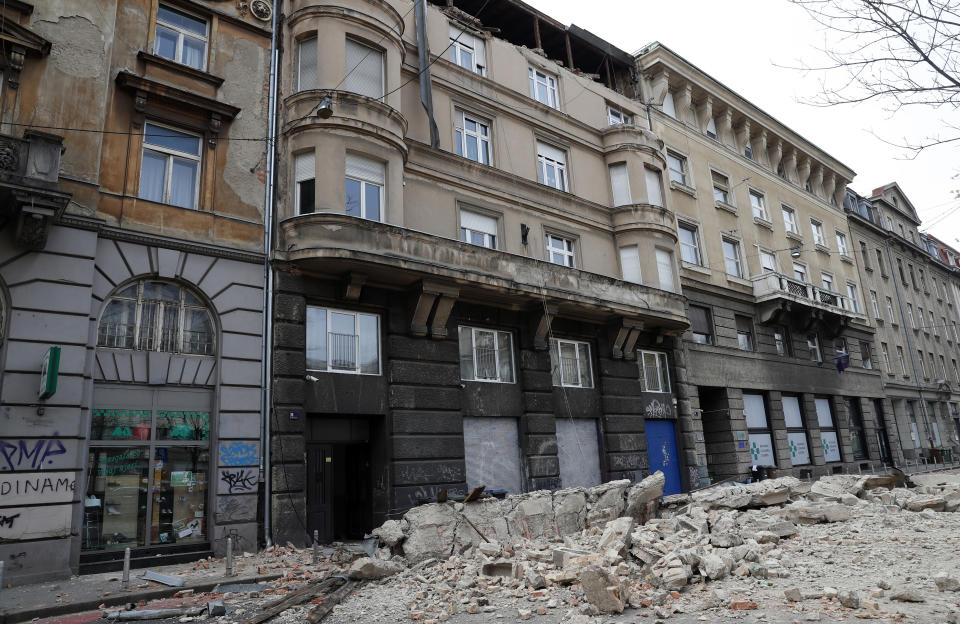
[645, 168, 663, 206]
[537, 142, 566, 164]
[472, 31, 486, 73]
[458, 327, 474, 381]
[619, 246, 641, 284]
[460, 209, 497, 236]
[689, 306, 710, 334]
[295, 151, 315, 182]
[656, 248, 675, 292]
[345, 154, 385, 184]
[344, 38, 383, 99]
[297, 36, 318, 91]
[609, 163, 631, 206]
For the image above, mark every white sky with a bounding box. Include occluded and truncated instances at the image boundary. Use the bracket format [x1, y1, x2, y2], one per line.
[523, 0, 960, 246]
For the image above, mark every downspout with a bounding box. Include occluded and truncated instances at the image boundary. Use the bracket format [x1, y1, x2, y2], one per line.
[415, 0, 439, 149]
[260, 0, 280, 548]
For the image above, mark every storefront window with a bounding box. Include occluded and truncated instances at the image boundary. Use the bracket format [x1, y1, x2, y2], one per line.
[83, 448, 149, 550]
[151, 447, 208, 545]
[91, 409, 152, 440]
[157, 411, 210, 441]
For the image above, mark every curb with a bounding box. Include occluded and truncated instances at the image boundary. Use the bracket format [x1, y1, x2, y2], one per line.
[0, 573, 283, 624]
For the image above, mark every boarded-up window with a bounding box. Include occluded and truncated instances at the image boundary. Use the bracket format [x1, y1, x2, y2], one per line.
[344, 38, 383, 99]
[609, 163, 631, 206]
[463, 417, 522, 494]
[689, 305, 712, 345]
[556, 419, 601, 489]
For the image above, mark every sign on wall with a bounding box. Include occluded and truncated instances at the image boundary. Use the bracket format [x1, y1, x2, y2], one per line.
[0, 471, 77, 506]
[788, 432, 811, 466]
[821, 431, 842, 462]
[39, 346, 61, 400]
[748, 433, 776, 467]
[218, 441, 260, 467]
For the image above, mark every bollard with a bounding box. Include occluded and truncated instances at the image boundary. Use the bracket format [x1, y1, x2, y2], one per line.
[0, 559, 4, 594]
[122, 547, 131, 589]
[226, 537, 234, 577]
[313, 530, 319, 565]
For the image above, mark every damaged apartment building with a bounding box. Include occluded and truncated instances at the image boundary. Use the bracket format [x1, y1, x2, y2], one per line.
[0, 1, 271, 585]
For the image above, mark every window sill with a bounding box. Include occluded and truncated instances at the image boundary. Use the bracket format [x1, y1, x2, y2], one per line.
[753, 216, 773, 231]
[726, 275, 753, 287]
[670, 180, 698, 198]
[138, 51, 225, 88]
[681, 261, 712, 276]
[785, 231, 804, 243]
[715, 200, 738, 215]
[814, 244, 831, 254]
[306, 368, 380, 377]
[875, 317, 883, 326]
[840, 254, 854, 264]
[865, 266, 874, 273]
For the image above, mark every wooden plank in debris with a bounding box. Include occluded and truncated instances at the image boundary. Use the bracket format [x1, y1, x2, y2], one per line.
[305, 579, 358, 623]
[239, 576, 339, 624]
[463, 485, 485, 503]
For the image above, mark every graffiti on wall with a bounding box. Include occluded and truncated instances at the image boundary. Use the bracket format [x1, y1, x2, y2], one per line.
[218, 468, 258, 494]
[0, 472, 77, 506]
[0, 504, 72, 540]
[218, 441, 259, 467]
[0, 435, 68, 471]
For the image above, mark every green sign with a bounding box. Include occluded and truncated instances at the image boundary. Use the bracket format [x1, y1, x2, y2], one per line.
[39, 346, 61, 400]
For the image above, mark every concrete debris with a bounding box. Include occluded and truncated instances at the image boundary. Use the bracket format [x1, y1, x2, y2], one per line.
[346, 557, 404, 580]
[935, 572, 960, 592]
[138, 570, 186, 587]
[578, 565, 626, 613]
[891, 588, 927, 602]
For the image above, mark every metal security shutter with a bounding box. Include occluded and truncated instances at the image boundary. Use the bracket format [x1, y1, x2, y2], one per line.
[460, 210, 497, 236]
[462, 417, 522, 494]
[297, 36, 318, 91]
[689, 306, 710, 335]
[556, 418, 601, 489]
[609, 163, 631, 206]
[344, 38, 383, 99]
[345, 154, 385, 184]
[295, 152, 315, 183]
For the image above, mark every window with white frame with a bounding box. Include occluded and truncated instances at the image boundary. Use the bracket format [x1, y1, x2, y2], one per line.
[536, 142, 568, 191]
[619, 246, 641, 283]
[154, 5, 208, 70]
[98, 280, 214, 355]
[722, 238, 742, 277]
[881, 342, 891, 373]
[306, 307, 380, 375]
[941, 354, 948, 378]
[736, 315, 754, 351]
[645, 167, 663, 206]
[906, 303, 916, 328]
[811, 219, 826, 246]
[662, 91, 676, 118]
[821, 272, 834, 292]
[954, 358, 960, 383]
[678, 222, 702, 265]
[749, 190, 767, 220]
[774, 326, 791, 356]
[689, 305, 713, 345]
[549, 338, 592, 388]
[609, 162, 631, 206]
[294, 151, 315, 215]
[638, 350, 670, 393]
[759, 249, 777, 273]
[930, 310, 938, 336]
[808, 334, 822, 362]
[607, 105, 631, 126]
[139, 122, 201, 209]
[296, 35, 318, 91]
[449, 25, 486, 75]
[918, 305, 925, 330]
[656, 248, 676, 292]
[870, 290, 880, 318]
[459, 209, 497, 249]
[943, 316, 949, 340]
[782, 205, 799, 234]
[846, 282, 861, 313]
[345, 154, 384, 221]
[546, 234, 575, 267]
[528, 67, 558, 108]
[666, 150, 688, 185]
[712, 170, 730, 204]
[793, 262, 807, 282]
[897, 345, 908, 376]
[706, 116, 718, 140]
[783, 395, 810, 466]
[860, 340, 873, 369]
[816, 398, 842, 462]
[455, 110, 491, 165]
[918, 349, 928, 377]
[459, 326, 514, 383]
[836, 231, 849, 256]
[886, 296, 896, 323]
[344, 38, 384, 100]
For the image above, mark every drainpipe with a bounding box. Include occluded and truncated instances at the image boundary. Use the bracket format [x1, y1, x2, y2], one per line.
[260, 0, 280, 548]
[884, 240, 933, 453]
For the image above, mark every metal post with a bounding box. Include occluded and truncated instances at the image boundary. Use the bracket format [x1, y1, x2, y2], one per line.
[226, 537, 234, 577]
[0, 559, 5, 594]
[312, 530, 319, 565]
[122, 547, 131, 589]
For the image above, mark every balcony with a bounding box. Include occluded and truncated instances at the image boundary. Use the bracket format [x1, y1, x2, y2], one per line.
[0, 130, 71, 249]
[751, 271, 867, 333]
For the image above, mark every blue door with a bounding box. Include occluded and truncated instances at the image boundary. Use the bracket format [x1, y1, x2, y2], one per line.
[644, 420, 683, 495]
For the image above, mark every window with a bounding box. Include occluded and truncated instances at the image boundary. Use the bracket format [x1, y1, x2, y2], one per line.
[546, 234, 575, 267]
[836, 231, 849, 256]
[954, 359, 960, 383]
[722, 238, 742, 278]
[345, 154, 384, 221]
[139, 122, 201, 209]
[638, 350, 670, 393]
[678, 223, 702, 265]
[816, 398, 842, 462]
[793, 262, 807, 282]
[859, 241, 871, 269]
[460, 209, 497, 249]
[899, 223, 905, 238]
[759, 249, 777, 273]
[918, 305, 925, 330]
[918, 349, 928, 377]
[909, 264, 917, 289]
[306, 307, 380, 375]
[296, 36, 318, 91]
[706, 117, 718, 139]
[607, 105, 631, 126]
[528, 68, 558, 108]
[619, 246, 641, 283]
[645, 167, 664, 206]
[944, 317, 950, 341]
[783, 395, 810, 466]
[808, 334, 822, 362]
[919, 268, 927, 292]
[897, 258, 907, 284]
[662, 91, 676, 118]
[881, 342, 891, 373]
[906, 303, 916, 328]
[744, 142, 754, 160]
[689, 305, 713, 345]
[154, 5, 208, 70]
[928, 352, 937, 378]
[656, 248, 676, 292]
[666, 150, 688, 185]
[941, 355, 948, 379]
[344, 38, 384, 100]
[294, 151, 315, 215]
[712, 171, 730, 204]
[774, 326, 791, 356]
[609, 163, 631, 206]
[550, 338, 592, 388]
[449, 25, 485, 75]
[821, 272, 834, 293]
[744, 394, 776, 467]
[847, 397, 868, 459]
[536, 142, 568, 191]
[860, 341, 873, 369]
[886, 296, 896, 324]
[897, 345, 908, 376]
[930, 311, 938, 336]
[810, 219, 826, 246]
[782, 205, 799, 234]
[870, 290, 880, 318]
[459, 326, 514, 383]
[749, 190, 767, 220]
[455, 111, 491, 165]
[98, 280, 214, 355]
[736, 315, 754, 351]
[877, 249, 887, 276]
[846, 283, 861, 313]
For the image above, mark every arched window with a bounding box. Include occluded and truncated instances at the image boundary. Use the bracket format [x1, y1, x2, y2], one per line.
[98, 280, 214, 355]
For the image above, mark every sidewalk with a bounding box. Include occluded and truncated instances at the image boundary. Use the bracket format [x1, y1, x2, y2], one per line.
[0, 556, 281, 624]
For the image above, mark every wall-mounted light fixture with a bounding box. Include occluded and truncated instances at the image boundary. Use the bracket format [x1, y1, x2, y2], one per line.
[790, 247, 802, 258]
[316, 96, 333, 119]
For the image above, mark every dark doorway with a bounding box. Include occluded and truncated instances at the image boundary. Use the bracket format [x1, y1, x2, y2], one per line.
[873, 399, 892, 465]
[847, 398, 868, 460]
[306, 417, 374, 543]
[699, 386, 740, 482]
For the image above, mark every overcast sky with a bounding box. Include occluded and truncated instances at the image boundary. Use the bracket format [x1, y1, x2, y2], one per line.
[523, 0, 960, 246]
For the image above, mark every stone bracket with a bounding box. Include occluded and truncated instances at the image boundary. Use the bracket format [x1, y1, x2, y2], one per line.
[611, 318, 645, 360]
[410, 281, 459, 339]
[342, 272, 367, 302]
[532, 304, 559, 350]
